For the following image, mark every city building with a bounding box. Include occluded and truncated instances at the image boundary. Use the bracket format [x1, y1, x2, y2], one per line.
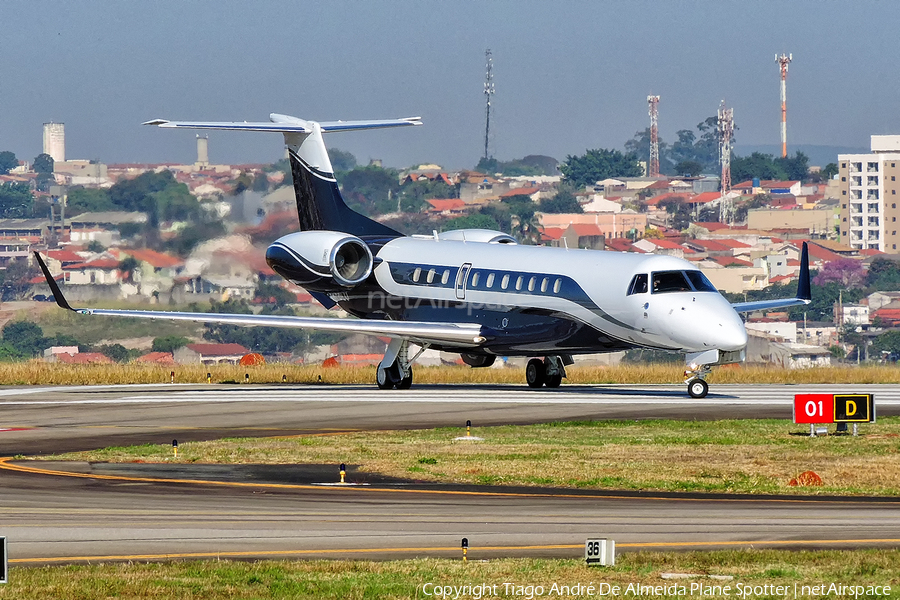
[838, 135, 900, 252]
[42, 122, 65, 163]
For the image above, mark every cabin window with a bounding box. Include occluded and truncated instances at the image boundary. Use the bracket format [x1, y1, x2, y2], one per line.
[684, 270, 718, 292]
[540, 277, 549, 292]
[471, 272, 480, 287]
[627, 273, 648, 295]
[486, 273, 495, 288]
[412, 267, 421, 283]
[528, 276, 536, 291]
[501, 274, 510, 289]
[515, 275, 524, 290]
[651, 271, 691, 293]
[426, 269, 436, 284]
[441, 270, 450, 285]
[553, 278, 562, 294]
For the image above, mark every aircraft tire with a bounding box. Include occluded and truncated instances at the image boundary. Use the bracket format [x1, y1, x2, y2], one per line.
[525, 358, 546, 388]
[376, 367, 395, 390]
[545, 373, 562, 388]
[688, 379, 709, 399]
[396, 369, 413, 390]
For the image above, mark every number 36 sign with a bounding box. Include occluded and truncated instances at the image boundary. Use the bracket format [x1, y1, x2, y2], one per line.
[794, 394, 875, 424]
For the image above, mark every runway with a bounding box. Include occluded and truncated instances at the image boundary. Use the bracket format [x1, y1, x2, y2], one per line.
[1, 382, 899, 564]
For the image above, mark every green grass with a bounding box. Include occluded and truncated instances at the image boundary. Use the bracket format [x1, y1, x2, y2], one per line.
[40, 417, 900, 496]
[2, 551, 899, 599]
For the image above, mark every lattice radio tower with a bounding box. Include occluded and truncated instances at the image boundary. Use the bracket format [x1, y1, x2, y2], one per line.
[483, 49, 495, 161]
[718, 100, 735, 224]
[647, 95, 660, 177]
[776, 53, 792, 158]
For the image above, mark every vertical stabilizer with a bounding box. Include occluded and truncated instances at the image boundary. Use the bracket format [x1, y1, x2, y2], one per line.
[144, 114, 421, 238]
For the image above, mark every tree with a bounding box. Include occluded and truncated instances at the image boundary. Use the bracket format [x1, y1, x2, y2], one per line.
[821, 163, 839, 180]
[98, 343, 132, 363]
[674, 160, 703, 177]
[730, 152, 786, 183]
[255, 281, 296, 307]
[873, 330, 900, 359]
[2, 321, 45, 357]
[539, 188, 582, 213]
[0, 182, 34, 218]
[251, 172, 270, 193]
[233, 172, 252, 195]
[560, 148, 643, 189]
[397, 179, 456, 213]
[33, 153, 53, 174]
[867, 257, 900, 290]
[328, 148, 357, 173]
[624, 128, 674, 175]
[813, 258, 866, 288]
[0, 259, 39, 301]
[152, 335, 191, 353]
[0, 151, 18, 174]
[67, 187, 115, 213]
[339, 165, 400, 215]
[475, 155, 557, 177]
[118, 256, 139, 284]
[775, 151, 809, 181]
[443, 213, 500, 231]
[86, 240, 105, 253]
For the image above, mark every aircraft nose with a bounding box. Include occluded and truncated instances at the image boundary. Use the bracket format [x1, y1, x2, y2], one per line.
[663, 295, 747, 352]
[710, 311, 748, 351]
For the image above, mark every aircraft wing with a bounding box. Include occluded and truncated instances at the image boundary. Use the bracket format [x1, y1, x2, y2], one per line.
[142, 115, 422, 134]
[33, 253, 487, 348]
[730, 242, 812, 314]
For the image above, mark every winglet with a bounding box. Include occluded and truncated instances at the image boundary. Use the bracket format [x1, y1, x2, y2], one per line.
[797, 242, 811, 301]
[33, 252, 75, 312]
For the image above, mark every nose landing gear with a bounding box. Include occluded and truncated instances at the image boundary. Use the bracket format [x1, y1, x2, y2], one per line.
[525, 356, 566, 388]
[684, 364, 711, 398]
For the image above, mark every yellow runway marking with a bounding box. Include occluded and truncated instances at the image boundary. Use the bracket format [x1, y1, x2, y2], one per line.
[3, 456, 900, 505]
[3, 457, 899, 505]
[11, 539, 900, 564]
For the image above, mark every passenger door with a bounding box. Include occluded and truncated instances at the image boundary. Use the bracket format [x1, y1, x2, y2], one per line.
[456, 263, 472, 300]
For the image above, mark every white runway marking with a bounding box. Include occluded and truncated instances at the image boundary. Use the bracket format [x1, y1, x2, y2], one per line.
[0, 384, 898, 406]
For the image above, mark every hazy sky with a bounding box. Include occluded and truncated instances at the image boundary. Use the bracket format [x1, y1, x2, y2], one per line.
[2, 1, 898, 170]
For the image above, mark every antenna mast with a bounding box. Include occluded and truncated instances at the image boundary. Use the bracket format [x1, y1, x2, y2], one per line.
[718, 100, 735, 224]
[776, 53, 792, 158]
[647, 95, 660, 177]
[483, 49, 495, 161]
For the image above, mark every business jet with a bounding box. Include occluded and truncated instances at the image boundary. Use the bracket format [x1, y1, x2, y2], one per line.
[35, 113, 810, 398]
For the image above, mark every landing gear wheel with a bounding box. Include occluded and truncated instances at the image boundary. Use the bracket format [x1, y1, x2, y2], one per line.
[376, 367, 395, 390]
[396, 369, 413, 390]
[526, 358, 546, 388]
[688, 379, 709, 399]
[545, 373, 562, 388]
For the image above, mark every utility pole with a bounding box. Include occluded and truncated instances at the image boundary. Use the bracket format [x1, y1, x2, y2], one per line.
[776, 53, 792, 158]
[483, 49, 495, 161]
[647, 96, 660, 177]
[718, 100, 734, 224]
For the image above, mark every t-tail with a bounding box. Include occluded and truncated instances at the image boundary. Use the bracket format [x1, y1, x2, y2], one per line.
[143, 114, 422, 238]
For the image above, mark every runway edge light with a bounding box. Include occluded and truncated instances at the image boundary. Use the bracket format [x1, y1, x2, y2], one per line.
[461, 538, 468, 562]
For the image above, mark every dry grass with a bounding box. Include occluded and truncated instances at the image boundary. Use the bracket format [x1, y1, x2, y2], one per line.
[1, 550, 898, 599]
[43, 418, 900, 496]
[4, 361, 900, 386]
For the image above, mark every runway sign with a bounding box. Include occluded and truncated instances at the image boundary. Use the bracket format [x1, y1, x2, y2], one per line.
[585, 538, 614, 566]
[794, 394, 875, 424]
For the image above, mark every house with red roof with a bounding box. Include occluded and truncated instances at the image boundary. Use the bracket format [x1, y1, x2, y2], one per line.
[560, 223, 604, 250]
[733, 180, 802, 196]
[632, 238, 688, 258]
[425, 198, 467, 214]
[135, 351, 176, 365]
[62, 257, 122, 286]
[173, 343, 250, 365]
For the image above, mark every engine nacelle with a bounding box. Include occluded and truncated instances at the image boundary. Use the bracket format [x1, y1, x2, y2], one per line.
[438, 229, 516, 244]
[266, 231, 374, 288]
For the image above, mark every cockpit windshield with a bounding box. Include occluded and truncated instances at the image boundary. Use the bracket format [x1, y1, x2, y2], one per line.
[645, 270, 718, 294]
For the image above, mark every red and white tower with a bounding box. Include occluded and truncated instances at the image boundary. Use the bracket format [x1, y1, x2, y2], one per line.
[776, 53, 792, 158]
[647, 95, 660, 177]
[717, 100, 735, 224]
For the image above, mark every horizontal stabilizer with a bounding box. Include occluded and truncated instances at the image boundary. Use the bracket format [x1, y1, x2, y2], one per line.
[730, 242, 812, 313]
[34, 252, 486, 348]
[143, 115, 422, 134]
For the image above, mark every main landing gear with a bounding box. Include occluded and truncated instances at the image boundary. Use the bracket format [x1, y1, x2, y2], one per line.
[684, 364, 711, 399]
[525, 356, 566, 389]
[376, 339, 426, 390]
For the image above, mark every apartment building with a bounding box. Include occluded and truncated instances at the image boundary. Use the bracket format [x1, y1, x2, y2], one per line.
[839, 135, 900, 252]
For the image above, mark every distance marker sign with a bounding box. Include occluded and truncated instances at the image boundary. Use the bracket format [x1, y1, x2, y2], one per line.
[794, 394, 875, 424]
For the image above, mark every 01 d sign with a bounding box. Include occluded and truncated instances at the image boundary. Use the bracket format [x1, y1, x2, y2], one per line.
[794, 394, 875, 424]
